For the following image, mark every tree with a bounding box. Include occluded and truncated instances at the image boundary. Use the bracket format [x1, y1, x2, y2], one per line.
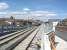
[10, 16, 15, 20]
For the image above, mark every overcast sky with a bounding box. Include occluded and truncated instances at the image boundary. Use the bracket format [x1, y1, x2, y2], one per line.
[0, 0, 67, 21]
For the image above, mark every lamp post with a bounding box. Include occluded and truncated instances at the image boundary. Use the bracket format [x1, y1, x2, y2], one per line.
[1, 18, 4, 33]
[27, 16, 29, 28]
[27, 12, 30, 28]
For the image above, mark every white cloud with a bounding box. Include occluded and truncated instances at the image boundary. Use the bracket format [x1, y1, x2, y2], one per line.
[28, 11, 56, 17]
[23, 8, 30, 11]
[0, 11, 57, 20]
[0, 2, 9, 10]
[46, 13, 56, 16]
[0, 11, 56, 16]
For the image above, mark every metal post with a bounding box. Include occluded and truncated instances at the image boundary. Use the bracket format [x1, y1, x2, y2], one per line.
[1, 24, 4, 33]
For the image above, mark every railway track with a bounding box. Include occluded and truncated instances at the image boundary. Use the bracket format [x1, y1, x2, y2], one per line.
[0, 26, 38, 50]
[0, 28, 30, 40]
